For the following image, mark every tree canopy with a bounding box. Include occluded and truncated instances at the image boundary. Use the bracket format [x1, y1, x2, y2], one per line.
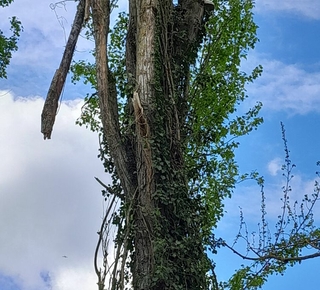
[41, 0, 320, 289]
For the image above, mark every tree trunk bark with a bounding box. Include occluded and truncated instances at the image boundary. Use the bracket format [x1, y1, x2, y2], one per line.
[91, 0, 135, 199]
[131, 0, 157, 288]
[124, 1, 211, 289]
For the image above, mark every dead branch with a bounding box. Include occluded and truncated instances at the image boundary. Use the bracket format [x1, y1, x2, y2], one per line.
[41, 0, 86, 139]
[94, 177, 117, 290]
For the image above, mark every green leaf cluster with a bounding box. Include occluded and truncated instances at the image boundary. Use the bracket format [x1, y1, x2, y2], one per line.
[185, 0, 263, 234]
[0, 0, 14, 7]
[0, 0, 23, 78]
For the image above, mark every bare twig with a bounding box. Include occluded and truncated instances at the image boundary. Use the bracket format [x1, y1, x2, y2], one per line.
[94, 177, 117, 290]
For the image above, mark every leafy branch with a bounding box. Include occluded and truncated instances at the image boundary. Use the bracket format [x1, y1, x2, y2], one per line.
[0, 0, 23, 78]
[220, 123, 320, 289]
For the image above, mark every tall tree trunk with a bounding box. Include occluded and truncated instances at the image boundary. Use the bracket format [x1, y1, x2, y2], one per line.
[131, 0, 157, 288]
[123, 0, 212, 289]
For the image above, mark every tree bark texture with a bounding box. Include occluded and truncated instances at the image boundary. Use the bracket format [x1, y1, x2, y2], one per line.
[134, 0, 157, 286]
[91, 0, 135, 199]
[124, 1, 211, 289]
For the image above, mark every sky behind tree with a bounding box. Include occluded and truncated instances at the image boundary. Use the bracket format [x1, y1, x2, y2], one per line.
[0, 0, 320, 289]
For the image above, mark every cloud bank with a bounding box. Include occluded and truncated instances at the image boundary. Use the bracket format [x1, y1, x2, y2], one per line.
[244, 56, 320, 115]
[0, 91, 108, 290]
[255, 0, 320, 19]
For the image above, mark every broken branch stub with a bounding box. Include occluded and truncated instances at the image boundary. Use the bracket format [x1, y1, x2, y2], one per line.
[41, 0, 86, 139]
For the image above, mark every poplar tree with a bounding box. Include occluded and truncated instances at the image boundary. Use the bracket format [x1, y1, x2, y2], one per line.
[42, 0, 320, 289]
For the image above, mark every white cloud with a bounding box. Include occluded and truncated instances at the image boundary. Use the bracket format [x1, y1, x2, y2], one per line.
[0, 0, 96, 97]
[53, 266, 97, 290]
[0, 0, 128, 71]
[0, 91, 109, 290]
[255, 0, 320, 19]
[0, 0, 94, 71]
[267, 157, 282, 176]
[244, 56, 320, 115]
[219, 172, 320, 233]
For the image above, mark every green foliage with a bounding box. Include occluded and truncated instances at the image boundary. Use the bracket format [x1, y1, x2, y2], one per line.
[220, 124, 320, 289]
[108, 12, 128, 100]
[71, 0, 267, 289]
[71, 60, 97, 88]
[75, 93, 101, 132]
[64, 0, 320, 288]
[0, 0, 22, 78]
[0, 0, 14, 7]
[186, 0, 263, 234]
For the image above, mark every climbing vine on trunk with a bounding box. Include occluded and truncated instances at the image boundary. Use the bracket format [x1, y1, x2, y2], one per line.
[42, 0, 264, 289]
[41, 0, 320, 288]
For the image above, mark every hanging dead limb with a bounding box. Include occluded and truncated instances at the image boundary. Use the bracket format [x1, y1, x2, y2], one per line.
[41, 0, 86, 139]
[94, 177, 117, 290]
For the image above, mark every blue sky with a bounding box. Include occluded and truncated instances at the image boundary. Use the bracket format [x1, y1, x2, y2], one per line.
[213, 2, 320, 288]
[0, 0, 320, 289]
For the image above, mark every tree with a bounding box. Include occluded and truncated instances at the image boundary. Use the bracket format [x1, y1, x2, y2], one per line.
[0, 0, 22, 78]
[220, 124, 320, 289]
[41, 0, 320, 289]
